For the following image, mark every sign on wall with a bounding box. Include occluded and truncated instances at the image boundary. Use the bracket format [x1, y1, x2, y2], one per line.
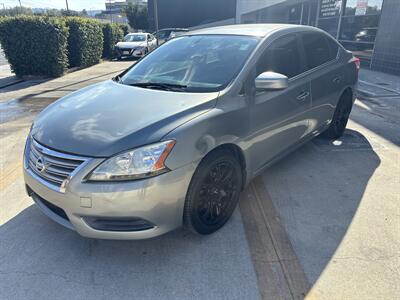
[319, 0, 342, 18]
[355, 0, 368, 15]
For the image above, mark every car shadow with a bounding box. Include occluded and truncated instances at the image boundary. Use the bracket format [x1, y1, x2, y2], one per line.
[260, 129, 381, 287]
[0, 204, 260, 299]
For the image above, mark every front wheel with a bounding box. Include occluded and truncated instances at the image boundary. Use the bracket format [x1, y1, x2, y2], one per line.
[184, 149, 242, 235]
[322, 92, 353, 139]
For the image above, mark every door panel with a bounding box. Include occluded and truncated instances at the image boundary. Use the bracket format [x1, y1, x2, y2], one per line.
[300, 32, 345, 132]
[247, 33, 311, 173]
[249, 80, 311, 172]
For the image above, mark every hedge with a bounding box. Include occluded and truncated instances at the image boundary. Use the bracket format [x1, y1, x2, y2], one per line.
[66, 17, 103, 68]
[102, 23, 124, 58]
[0, 16, 69, 77]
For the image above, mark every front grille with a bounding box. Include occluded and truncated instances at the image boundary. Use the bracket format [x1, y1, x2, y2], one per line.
[27, 138, 86, 188]
[119, 48, 132, 53]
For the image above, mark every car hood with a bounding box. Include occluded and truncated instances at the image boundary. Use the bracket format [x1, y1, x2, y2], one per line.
[116, 41, 146, 48]
[32, 80, 218, 157]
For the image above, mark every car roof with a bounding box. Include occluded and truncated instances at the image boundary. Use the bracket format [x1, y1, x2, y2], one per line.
[159, 28, 188, 31]
[187, 24, 312, 37]
[127, 32, 148, 36]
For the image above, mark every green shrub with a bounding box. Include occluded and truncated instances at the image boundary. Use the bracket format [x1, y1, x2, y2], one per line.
[66, 17, 103, 68]
[119, 24, 130, 36]
[0, 16, 68, 77]
[102, 23, 124, 58]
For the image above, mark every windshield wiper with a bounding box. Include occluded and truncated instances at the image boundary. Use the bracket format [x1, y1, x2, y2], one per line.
[129, 82, 187, 91]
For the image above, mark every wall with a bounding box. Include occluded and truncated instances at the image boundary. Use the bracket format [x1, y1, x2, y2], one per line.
[370, 0, 400, 75]
[147, 0, 236, 30]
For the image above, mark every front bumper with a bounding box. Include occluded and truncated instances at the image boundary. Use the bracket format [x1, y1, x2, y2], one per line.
[115, 47, 145, 58]
[23, 141, 196, 240]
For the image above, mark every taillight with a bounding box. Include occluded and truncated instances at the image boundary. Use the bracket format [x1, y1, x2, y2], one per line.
[351, 56, 361, 71]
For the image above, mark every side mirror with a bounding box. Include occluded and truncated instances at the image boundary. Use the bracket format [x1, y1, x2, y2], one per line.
[255, 72, 288, 90]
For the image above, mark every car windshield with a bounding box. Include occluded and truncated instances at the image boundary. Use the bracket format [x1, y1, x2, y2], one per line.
[157, 31, 171, 39]
[124, 34, 146, 42]
[121, 35, 259, 92]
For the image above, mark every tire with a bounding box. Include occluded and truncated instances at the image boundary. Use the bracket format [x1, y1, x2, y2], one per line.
[321, 91, 353, 140]
[184, 149, 243, 235]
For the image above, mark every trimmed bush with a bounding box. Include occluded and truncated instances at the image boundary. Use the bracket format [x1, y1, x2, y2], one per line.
[66, 17, 103, 68]
[0, 16, 69, 77]
[119, 24, 130, 36]
[102, 23, 124, 58]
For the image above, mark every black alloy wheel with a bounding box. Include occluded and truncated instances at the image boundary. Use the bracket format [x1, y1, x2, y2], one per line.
[184, 149, 242, 235]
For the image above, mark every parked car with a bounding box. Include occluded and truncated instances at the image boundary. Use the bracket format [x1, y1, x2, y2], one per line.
[155, 28, 189, 44]
[24, 24, 359, 239]
[115, 32, 157, 59]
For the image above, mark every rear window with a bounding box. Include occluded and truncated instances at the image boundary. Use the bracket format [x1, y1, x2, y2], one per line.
[326, 37, 339, 59]
[301, 32, 333, 70]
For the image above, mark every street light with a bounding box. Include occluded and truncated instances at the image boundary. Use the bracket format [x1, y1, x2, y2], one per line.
[154, 0, 159, 46]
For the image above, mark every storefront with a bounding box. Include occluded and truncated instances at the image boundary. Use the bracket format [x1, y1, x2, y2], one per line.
[149, 0, 399, 75]
[236, 0, 400, 75]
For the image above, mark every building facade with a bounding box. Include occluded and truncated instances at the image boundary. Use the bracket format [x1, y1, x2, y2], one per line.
[149, 0, 399, 75]
[236, 0, 400, 75]
[147, 0, 236, 30]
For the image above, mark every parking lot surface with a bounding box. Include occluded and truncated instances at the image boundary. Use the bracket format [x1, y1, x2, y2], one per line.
[0, 62, 399, 299]
[0, 62, 260, 299]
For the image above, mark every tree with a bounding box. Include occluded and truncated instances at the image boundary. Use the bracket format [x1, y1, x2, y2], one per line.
[0, 6, 33, 16]
[61, 9, 80, 17]
[124, 3, 148, 30]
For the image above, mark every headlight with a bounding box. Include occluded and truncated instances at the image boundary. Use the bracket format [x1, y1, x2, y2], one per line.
[87, 140, 175, 181]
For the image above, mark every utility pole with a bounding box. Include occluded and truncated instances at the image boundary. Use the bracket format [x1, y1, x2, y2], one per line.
[154, 0, 159, 46]
[65, 0, 69, 12]
[109, 0, 113, 23]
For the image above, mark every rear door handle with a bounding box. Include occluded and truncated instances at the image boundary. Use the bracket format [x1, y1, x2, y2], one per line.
[332, 76, 342, 84]
[296, 91, 310, 101]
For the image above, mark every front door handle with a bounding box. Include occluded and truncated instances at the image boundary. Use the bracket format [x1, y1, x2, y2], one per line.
[296, 91, 310, 101]
[332, 76, 342, 84]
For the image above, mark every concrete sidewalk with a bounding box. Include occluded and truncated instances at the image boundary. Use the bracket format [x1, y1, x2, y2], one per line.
[1, 60, 399, 299]
[263, 72, 400, 299]
[358, 68, 400, 98]
[0, 65, 23, 89]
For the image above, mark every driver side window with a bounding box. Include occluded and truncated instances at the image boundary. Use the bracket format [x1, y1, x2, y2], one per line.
[256, 34, 304, 79]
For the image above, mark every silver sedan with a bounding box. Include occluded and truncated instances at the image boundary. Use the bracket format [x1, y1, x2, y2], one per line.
[24, 24, 358, 239]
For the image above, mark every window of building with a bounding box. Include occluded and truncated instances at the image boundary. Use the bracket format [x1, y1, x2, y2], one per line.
[301, 32, 332, 69]
[339, 0, 382, 66]
[256, 34, 304, 78]
[340, 14, 380, 42]
[345, 0, 383, 16]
